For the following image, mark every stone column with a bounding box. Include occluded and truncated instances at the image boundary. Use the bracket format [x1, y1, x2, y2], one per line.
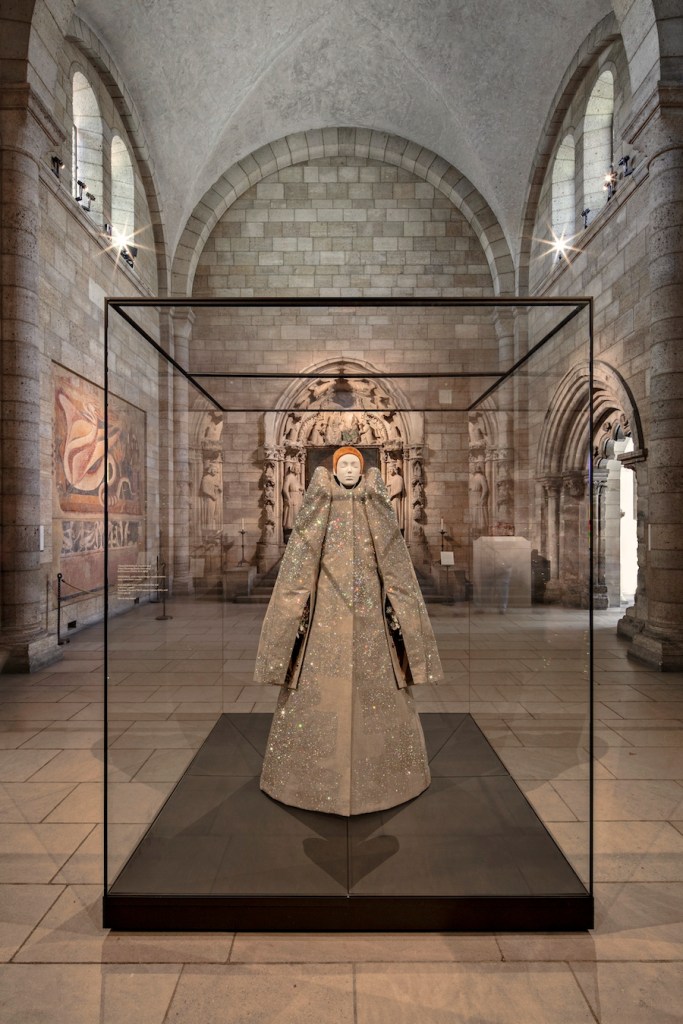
[257, 444, 284, 572]
[171, 310, 196, 594]
[592, 466, 609, 610]
[626, 84, 683, 667]
[559, 472, 589, 608]
[541, 477, 562, 602]
[0, 86, 64, 671]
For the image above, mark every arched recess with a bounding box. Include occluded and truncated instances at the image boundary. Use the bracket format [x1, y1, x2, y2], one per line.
[72, 70, 103, 218]
[111, 135, 134, 239]
[517, 11, 620, 293]
[171, 128, 515, 297]
[536, 361, 644, 608]
[65, 15, 169, 293]
[250, 358, 428, 573]
[552, 134, 576, 240]
[467, 407, 514, 540]
[583, 69, 615, 220]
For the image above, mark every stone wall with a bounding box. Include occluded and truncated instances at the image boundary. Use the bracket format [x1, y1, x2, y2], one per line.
[34, 38, 160, 638]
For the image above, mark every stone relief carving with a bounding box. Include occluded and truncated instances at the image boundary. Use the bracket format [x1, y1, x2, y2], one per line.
[255, 370, 431, 569]
[468, 463, 490, 539]
[197, 411, 224, 538]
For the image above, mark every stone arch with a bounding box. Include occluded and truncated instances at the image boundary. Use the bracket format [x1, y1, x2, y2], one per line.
[65, 15, 169, 293]
[171, 128, 515, 297]
[256, 357, 428, 572]
[537, 361, 644, 607]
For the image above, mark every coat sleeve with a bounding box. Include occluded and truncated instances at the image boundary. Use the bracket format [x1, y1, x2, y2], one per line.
[253, 466, 331, 687]
[364, 467, 444, 686]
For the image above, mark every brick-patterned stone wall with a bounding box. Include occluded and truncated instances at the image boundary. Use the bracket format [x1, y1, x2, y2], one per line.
[193, 158, 492, 299]
[189, 157, 499, 572]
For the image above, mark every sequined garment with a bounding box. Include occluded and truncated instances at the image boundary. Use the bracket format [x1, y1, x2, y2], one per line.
[254, 466, 443, 816]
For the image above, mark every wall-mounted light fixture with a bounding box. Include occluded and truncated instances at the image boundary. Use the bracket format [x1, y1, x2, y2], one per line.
[618, 154, 632, 178]
[581, 208, 590, 229]
[104, 223, 137, 268]
[120, 245, 138, 268]
[75, 179, 85, 202]
[51, 156, 64, 179]
[603, 164, 618, 201]
[82, 191, 96, 213]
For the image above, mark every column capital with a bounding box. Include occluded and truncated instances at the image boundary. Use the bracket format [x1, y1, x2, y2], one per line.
[0, 82, 65, 155]
[618, 447, 648, 470]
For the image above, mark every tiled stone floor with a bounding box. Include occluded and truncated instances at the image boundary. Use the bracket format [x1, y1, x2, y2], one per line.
[0, 601, 681, 1023]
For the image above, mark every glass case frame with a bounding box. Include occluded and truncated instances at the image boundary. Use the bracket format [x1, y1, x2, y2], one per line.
[102, 296, 594, 932]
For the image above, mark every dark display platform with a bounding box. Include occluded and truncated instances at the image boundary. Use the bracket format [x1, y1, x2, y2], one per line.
[104, 713, 592, 931]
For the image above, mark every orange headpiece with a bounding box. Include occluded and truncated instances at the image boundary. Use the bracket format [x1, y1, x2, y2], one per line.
[332, 446, 364, 473]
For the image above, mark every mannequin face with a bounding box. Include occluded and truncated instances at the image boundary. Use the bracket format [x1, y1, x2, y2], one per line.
[335, 454, 362, 488]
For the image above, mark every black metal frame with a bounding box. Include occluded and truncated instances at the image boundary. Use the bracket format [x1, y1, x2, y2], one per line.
[103, 295, 594, 931]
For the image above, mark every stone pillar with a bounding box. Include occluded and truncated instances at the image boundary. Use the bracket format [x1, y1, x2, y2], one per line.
[541, 477, 562, 601]
[626, 84, 683, 668]
[407, 445, 429, 565]
[171, 310, 196, 594]
[592, 466, 610, 610]
[257, 444, 284, 572]
[0, 86, 64, 671]
[559, 472, 589, 608]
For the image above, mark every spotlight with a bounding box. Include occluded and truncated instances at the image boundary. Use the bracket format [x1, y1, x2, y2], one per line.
[581, 208, 590, 229]
[51, 156, 64, 179]
[603, 165, 618, 201]
[83, 191, 96, 213]
[75, 179, 85, 202]
[618, 154, 632, 177]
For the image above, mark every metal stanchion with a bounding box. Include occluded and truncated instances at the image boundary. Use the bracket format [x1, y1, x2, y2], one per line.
[56, 573, 69, 645]
[155, 561, 173, 621]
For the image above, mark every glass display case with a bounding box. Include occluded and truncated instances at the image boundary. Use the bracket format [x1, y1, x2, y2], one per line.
[102, 297, 594, 931]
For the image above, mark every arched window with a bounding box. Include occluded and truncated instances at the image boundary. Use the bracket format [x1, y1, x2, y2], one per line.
[551, 134, 575, 242]
[111, 135, 135, 241]
[583, 70, 614, 222]
[72, 71, 103, 219]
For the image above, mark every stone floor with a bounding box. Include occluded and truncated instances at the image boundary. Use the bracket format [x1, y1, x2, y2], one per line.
[0, 600, 681, 1023]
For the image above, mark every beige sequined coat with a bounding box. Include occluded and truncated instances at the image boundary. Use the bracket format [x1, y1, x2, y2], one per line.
[254, 466, 443, 815]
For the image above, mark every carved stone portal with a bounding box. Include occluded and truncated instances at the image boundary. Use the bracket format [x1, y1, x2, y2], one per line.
[259, 364, 427, 571]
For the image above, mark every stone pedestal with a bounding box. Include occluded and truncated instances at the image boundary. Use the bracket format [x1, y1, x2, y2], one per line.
[222, 566, 257, 600]
[472, 536, 531, 612]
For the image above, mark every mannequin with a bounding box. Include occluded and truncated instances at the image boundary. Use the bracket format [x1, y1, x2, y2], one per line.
[254, 446, 443, 816]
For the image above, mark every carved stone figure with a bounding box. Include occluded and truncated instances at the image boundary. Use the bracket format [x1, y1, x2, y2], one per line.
[254, 446, 443, 816]
[202, 412, 223, 445]
[199, 462, 222, 531]
[282, 464, 304, 530]
[388, 462, 405, 527]
[469, 463, 490, 538]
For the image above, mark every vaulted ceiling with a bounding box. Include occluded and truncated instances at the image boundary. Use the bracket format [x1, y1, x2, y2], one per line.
[76, 0, 612, 257]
